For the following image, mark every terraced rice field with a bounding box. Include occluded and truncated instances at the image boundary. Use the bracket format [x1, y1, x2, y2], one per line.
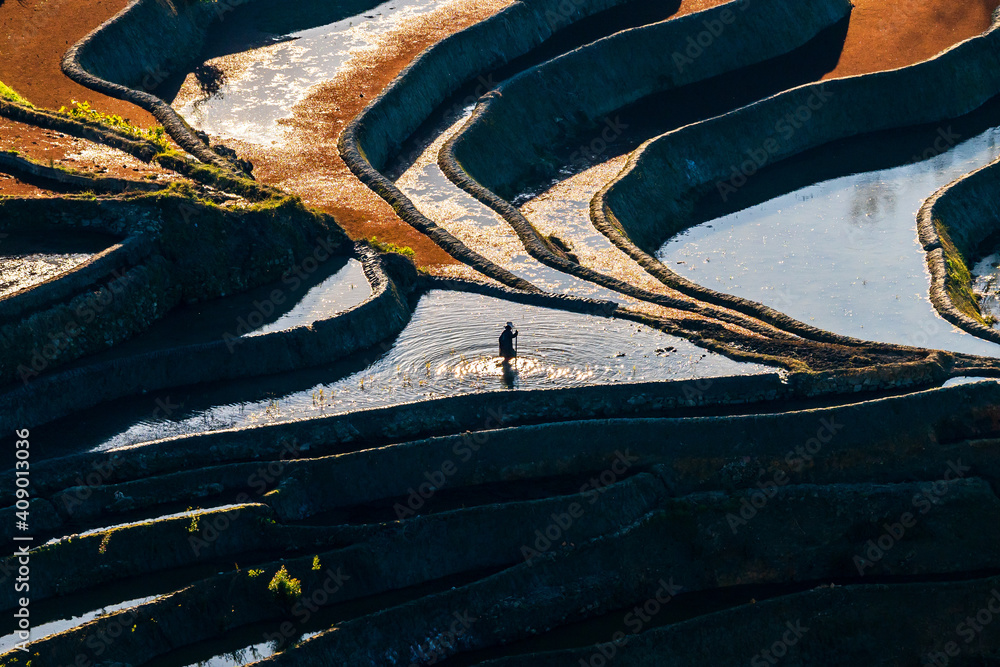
[5, 0, 1000, 664]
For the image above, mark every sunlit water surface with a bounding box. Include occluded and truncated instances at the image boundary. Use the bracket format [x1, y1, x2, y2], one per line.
[396, 107, 623, 300]
[658, 126, 1000, 356]
[173, 0, 458, 144]
[84, 290, 768, 451]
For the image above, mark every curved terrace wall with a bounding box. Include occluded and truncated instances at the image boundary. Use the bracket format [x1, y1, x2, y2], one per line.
[438, 0, 870, 348]
[0, 190, 347, 387]
[40, 364, 972, 527]
[61, 0, 249, 173]
[450, 0, 853, 199]
[0, 256, 180, 387]
[918, 156, 1000, 343]
[1, 348, 956, 509]
[0, 247, 412, 431]
[339, 0, 639, 289]
[219, 485, 1000, 666]
[481, 576, 1000, 666]
[0, 99, 161, 162]
[9, 471, 1000, 662]
[0, 236, 154, 324]
[0, 150, 166, 194]
[601, 14, 1000, 253]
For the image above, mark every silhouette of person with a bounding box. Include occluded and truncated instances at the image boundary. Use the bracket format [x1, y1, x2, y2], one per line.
[499, 322, 518, 361]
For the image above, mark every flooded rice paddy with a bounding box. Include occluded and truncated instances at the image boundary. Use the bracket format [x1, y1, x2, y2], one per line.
[34, 290, 769, 455]
[171, 0, 461, 145]
[658, 124, 1000, 356]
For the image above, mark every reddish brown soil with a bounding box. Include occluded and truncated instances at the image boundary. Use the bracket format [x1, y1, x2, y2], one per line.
[0, 117, 181, 194]
[0, 172, 61, 197]
[236, 0, 996, 268]
[1, 0, 995, 263]
[825, 0, 997, 79]
[246, 0, 734, 268]
[0, 0, 156, 126]
[227, 0, 515, 269]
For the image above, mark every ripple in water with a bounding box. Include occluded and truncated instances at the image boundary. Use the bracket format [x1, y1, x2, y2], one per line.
[81, 291, 769, 451]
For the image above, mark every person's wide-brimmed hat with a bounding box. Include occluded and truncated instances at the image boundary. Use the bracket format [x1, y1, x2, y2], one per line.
[505, 322, 514, 328]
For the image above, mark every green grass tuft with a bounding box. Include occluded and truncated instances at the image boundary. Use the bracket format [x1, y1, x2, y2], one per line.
[369, 236, 415, 256]
[0, 81, 33, 107]
[268, 565, 303, 605]
[59, 100, 168, 151]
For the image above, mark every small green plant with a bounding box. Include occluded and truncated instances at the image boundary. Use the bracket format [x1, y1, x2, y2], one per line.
[369, 236, 415, 257]
[58, 100, 168, 150]
[98, 532, 112, 555]
[268, 565, 302, 605]
[188, 513, 201, 534]
[0, 81, 32, 107]
[247, 569, 265, 578]
[312, 555, 321, 571]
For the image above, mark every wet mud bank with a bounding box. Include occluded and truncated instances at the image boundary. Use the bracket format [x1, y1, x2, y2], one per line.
[339, 0, 649, 287]
[448, 0, 852, 201]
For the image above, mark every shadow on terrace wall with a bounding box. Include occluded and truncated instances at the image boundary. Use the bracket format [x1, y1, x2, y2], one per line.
[514, 16, 851, 199]
[688, 91, 1000, 226]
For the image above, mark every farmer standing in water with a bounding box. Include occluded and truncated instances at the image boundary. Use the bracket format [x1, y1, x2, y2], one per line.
[499, 322, 518, 362]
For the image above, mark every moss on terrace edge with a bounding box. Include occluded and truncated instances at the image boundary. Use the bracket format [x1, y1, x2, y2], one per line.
[935, 219, 993, 326]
